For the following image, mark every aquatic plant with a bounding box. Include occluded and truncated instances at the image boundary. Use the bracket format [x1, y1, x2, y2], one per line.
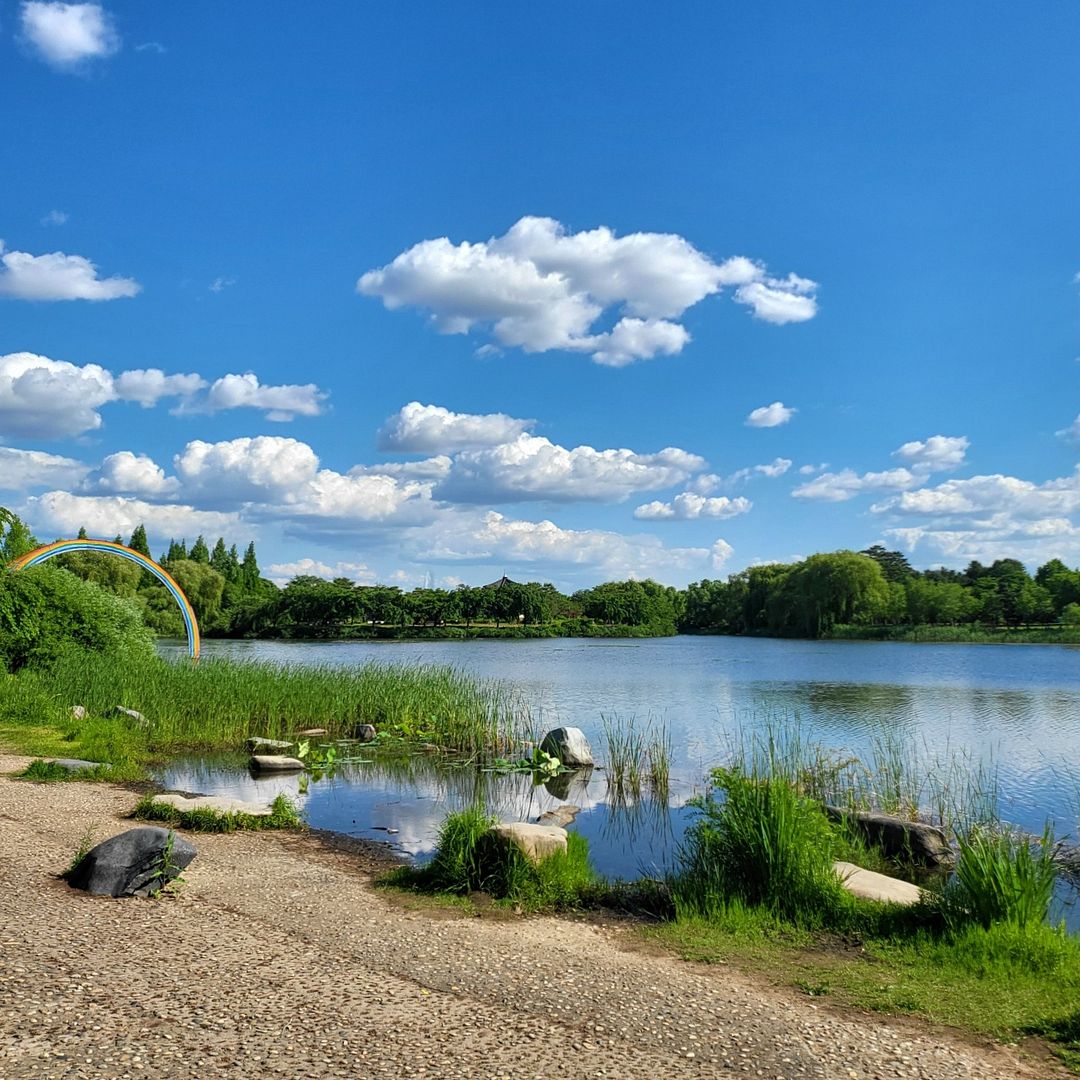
[601, 714, 671, 804]
[133, 792, 302, 833]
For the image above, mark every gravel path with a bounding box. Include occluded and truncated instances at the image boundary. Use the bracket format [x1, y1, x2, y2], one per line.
[0, 757, 1062, 1080]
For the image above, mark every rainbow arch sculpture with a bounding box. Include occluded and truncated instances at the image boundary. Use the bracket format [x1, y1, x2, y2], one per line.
[9, 539, 200, 659]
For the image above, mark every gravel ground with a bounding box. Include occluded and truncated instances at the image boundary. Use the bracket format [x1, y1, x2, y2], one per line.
[0, 756, 1063, 1080]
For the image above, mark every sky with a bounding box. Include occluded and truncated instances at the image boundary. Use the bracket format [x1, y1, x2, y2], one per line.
[2, 2, 1080, 590]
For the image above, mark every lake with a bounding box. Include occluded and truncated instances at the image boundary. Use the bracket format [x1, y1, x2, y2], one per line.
[158, 635, 1080, 895]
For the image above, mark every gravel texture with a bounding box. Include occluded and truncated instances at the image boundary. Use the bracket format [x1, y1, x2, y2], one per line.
[0, 756, 1062, 1080]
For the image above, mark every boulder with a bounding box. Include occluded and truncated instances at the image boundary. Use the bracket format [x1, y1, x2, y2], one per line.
[833, 861, 926, 906]
[246, 736, 293, 752]
[112, 706, 146, 726]
[825, 806, 954, 867]
[151, 793, 272, 817]
[539, 727, 594, 768]
[50, 758, 109, 772]
[70, 705, 87, 721]
[537, 804, 580, 828]
[297, 727, 328, 737]
[250, 755, 305, 772]
[489, 822, 568, 865]
[66, 827, 196, 897]
[356, 724, 377, 743]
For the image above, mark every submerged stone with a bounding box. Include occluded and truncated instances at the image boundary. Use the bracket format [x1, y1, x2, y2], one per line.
[537, 804, 580, 828]
[67, 827, 196, 897]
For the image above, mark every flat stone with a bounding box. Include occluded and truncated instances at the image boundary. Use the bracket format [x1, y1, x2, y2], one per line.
[537, 804, 580, 828]
[833, 861, 926, 906]
[50, 758, 110, 771]
[490, 822, 568, 865]
[112, 706, 146, 725]
[66, 827, 196, 898]
[297, 728, 328, 737]
[539, 726, 594, 768]
[151, 793, 272, 817]
[246, 736, 293, 751]
[250, 755, 305, 772]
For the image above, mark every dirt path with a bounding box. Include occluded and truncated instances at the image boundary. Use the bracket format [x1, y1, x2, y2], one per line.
[0, 757, 1062, 1079]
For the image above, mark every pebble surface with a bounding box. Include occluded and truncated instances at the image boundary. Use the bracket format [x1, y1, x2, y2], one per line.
[0, 756, 1061, 1080]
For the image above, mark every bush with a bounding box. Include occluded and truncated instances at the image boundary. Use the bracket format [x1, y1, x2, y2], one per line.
[0, 566, 154, 673]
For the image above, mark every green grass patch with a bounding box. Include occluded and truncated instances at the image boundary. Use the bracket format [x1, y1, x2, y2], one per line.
[132, 792, 303, 832]
[381, 806, 601, 912]
[17, 758, 113, 782]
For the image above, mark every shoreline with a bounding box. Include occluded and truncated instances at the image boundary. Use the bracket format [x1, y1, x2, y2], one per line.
[0, 756, 1062, 1080]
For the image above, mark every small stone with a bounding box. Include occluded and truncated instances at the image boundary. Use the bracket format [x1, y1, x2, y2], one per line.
[50, 758, 110, 772]
[70, 705, 87, 721]
[249, 755, 305, 772]
[297, 728, 328, 737]
[112, 706, 146, 726]
[356, 724, 377, 743]
[246, 736, 293, 752]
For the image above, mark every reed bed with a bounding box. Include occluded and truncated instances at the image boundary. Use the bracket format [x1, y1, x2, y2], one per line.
[36, 650, 530, 755]
[600, 714, 671, 804]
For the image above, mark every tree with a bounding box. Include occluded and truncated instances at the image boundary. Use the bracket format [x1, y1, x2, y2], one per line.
[0, 507, 38, 562]
[189, 535, 210, 564]
[768, 552, 890, 637]
[128, 524, 151, 558]
[860, 544, 915, 582]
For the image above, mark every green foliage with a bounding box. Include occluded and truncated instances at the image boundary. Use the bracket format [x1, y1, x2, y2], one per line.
[0, 565, 155, 673]
[0, 507, 38, 562]
[133, 792, 302, 832]
[947, 825, 1059, 930]
[17, 758, 110, 782]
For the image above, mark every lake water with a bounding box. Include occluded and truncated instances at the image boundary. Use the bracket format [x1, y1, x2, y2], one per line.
[158, 636, 1080, 898]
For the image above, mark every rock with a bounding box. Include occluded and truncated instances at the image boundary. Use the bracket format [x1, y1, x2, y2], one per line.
[249, 755, 305, 772]
[70, 705, 87, 721]
[537, 804, 580, 828]
[297, 727, 328, 737]
[356, 724, 377, 743]
[825, 806, 954, 867]
[66, 827, 196, 898]
[539, 726, 594, 768]
[151, 793, 272, 817]
[833, 861, 926, 906]
[489, 822, 568, 865]
[50, 758, 109, 772]
[112, 706, 146, 726]
[246, 736, 293, 752]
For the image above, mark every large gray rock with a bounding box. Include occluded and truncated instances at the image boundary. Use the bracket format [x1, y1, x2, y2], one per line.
[356, 724, 377, 743]
[825, 806, 953, 867]
[250, 755, 305, 772]
[66, 827, 196, 897]
[833, 861, 926, 906]
[539, 726, 594, 768]
[246, 736, 293, 752]
[489, 822, 568, 865]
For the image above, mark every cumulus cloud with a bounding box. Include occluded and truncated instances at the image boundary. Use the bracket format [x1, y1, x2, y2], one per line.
[26, 490, 239, 542]
[114, 368, 207, 407]
[20, 2, 120, 68]
[40, 210, 68, 227]
[0, 447, 88, 491]
[85, 451, 177, 496]
[873, 470, 1080, 521]
[377, 401, 534, 452]
[358, 216, 817, 366]
[0, 241, 139, 301]
[175, 372, 326, 421]
[793, 434, 969, 503]
[266, 558, 376, 586]
[350, 456, 452, 481]
[1056, 414, 1080, 442]
[0, 352, 115, 438]
[174, 437, 321, 504]
[436, 434, 706, 503]
[745, 401, 796, 428]
[634, 493, 752, 521]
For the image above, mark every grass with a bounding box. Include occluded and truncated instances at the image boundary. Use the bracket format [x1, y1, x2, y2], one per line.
[132, 791, 303, 832]
[382, 806, 600, 912]
[0, 650, 529, 769]
[16, 758, 114, 782]
[601, 714, 671, 803]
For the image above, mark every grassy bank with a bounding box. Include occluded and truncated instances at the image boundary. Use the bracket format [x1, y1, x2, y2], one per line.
[827, 623, 1080, 644]
[0, 649, 530, 775]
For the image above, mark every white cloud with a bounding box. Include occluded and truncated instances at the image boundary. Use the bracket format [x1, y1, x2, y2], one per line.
[175, 372, 326, 421]
[0, 241, 139, 301]
[173, 437, 320, 504]
[26, 490, 239, 543]
[114, 368, 207, 407]
[358, 216, 817, 365]
[350, 456, 452, 480]
[377, 401, 534, 452]
[208, 276, 236, 293]
[874, 470, 1080, 520]
[436, 434, 706, 503]
[745, 401, 796, 428]
[0, 352, 115, 437]
[40, 210, 68, 227]
[634, 493, 752, 521]
[1056, 414, 1080, 442]
[727, 457, 793, 484]
[86, 451, 177, 497]
[798, 462, 828, 475]
[20, 2, 120, 67]
[793, 467, 917, 503]
[0, 447, 88, 491]
[893, 435, 969, 471]
[266, 558, 376, 586]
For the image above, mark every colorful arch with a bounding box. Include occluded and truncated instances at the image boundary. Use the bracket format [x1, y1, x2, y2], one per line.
[9, 539, 200, 659]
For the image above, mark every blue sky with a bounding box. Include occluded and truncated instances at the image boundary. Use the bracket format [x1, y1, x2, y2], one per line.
[2, 2, 1079, 589]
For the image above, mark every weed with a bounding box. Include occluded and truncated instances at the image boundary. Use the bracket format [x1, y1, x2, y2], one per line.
[133, 792, 302, 832]
[62, 826, 96, 879]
